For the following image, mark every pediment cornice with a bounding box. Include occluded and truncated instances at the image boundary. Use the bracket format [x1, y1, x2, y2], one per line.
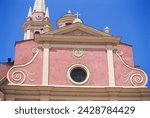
[35, 34, 120, 45]
[45, 23, 110, 37]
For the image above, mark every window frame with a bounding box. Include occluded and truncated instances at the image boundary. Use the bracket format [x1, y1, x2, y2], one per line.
[67, 64, 90, 85]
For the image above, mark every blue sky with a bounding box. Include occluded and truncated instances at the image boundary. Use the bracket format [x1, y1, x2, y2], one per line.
[0, 0, 150, 87]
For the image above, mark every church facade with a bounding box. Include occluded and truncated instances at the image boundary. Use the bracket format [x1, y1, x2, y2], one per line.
[0, 0, 150, 101]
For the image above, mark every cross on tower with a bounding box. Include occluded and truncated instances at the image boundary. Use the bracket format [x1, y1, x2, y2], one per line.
[75, 12, 81, 19]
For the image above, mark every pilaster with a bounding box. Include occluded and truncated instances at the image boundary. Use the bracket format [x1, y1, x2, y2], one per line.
[106, 45, 115, 86]
[42, 43, 50, 85]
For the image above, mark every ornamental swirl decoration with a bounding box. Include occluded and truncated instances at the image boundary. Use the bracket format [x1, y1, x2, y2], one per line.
[73, 48, 84, 58]
[7, 48, 39, 85]
[116, 50, 148, 87]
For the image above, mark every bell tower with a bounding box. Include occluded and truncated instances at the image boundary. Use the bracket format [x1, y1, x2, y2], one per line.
[23, 0, 53, 40]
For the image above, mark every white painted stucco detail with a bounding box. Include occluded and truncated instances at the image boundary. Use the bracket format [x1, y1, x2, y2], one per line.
[26, 29, 31, 40]
[107, 47, 115, 86]
[42, 44, 50, 85]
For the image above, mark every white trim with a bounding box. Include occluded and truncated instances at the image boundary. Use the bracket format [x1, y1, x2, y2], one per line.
[26, 29, 31, 40]
[42, 44, 117, 49]
[6, 84, 147, 88]
[24, 31, 27, 40]
[107, 49, 115, 86]
[42, 47, 49, 85]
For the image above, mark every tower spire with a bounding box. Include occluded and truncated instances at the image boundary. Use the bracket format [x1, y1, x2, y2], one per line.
[23, 0, 53, 40]
[27, 7, 32, 20]
[33, 0, 46, 12]
[45, 7, 49, 19]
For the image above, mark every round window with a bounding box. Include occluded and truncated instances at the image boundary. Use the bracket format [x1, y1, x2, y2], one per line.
[70, 67, 87, 82]
[67, 64, 90, 85]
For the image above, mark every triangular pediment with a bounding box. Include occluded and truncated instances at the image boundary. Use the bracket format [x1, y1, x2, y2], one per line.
[45, 23, 111, 37]
[62, 29, 95, 36]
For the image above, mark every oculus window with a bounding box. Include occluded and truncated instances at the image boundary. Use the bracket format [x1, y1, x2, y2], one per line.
[67, 64, 90, 85]
[70, 67, 87, 82]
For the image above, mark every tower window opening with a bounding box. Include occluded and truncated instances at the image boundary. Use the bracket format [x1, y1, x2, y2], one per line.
[66, 23, 72, 26]
[34, 31, 40, 34]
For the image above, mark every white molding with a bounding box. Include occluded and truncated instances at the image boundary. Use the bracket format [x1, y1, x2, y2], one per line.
[4, 86, 150, 101]
[26, 29, 31, 40]
[24, 31, 27, 40]
[39, 43, 117, 49]
[107, 49, 115, 86]
[6, 84, 148, 88]
[42, 45, 50, 85]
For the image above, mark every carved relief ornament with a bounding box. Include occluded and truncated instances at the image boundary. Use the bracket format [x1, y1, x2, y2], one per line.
[73, 48, 84, 58]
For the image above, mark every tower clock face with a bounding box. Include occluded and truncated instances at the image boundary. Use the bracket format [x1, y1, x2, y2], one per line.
[35, 15, 42, 20]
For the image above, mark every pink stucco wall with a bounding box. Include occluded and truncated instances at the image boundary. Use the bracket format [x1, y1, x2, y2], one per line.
[114, 43, 134, 86]
[10, 40, 137, 86]
[49, 48, 109, 86]
[13, 40, 43, 84]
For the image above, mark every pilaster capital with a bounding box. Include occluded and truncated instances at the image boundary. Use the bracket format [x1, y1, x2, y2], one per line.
[39, 43, 51, 48]
[106, 45, 116, 50]
[27, 25, 31, 30]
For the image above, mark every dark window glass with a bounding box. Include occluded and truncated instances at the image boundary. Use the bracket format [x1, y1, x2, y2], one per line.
[34, 31, 40, 34]
[66, 23, 72, 26]
[70, 67, 87, 82]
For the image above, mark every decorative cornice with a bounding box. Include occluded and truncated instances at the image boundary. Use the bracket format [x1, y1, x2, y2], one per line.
[23, 21, 53, 30]
[42, 43, 51, 48]
[35, 34, 120, 45]
[106, 45, 116, 50]
[3, 85, 150, 101]
[47, 23, 111, 36]
[38, 43, 117, 50]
